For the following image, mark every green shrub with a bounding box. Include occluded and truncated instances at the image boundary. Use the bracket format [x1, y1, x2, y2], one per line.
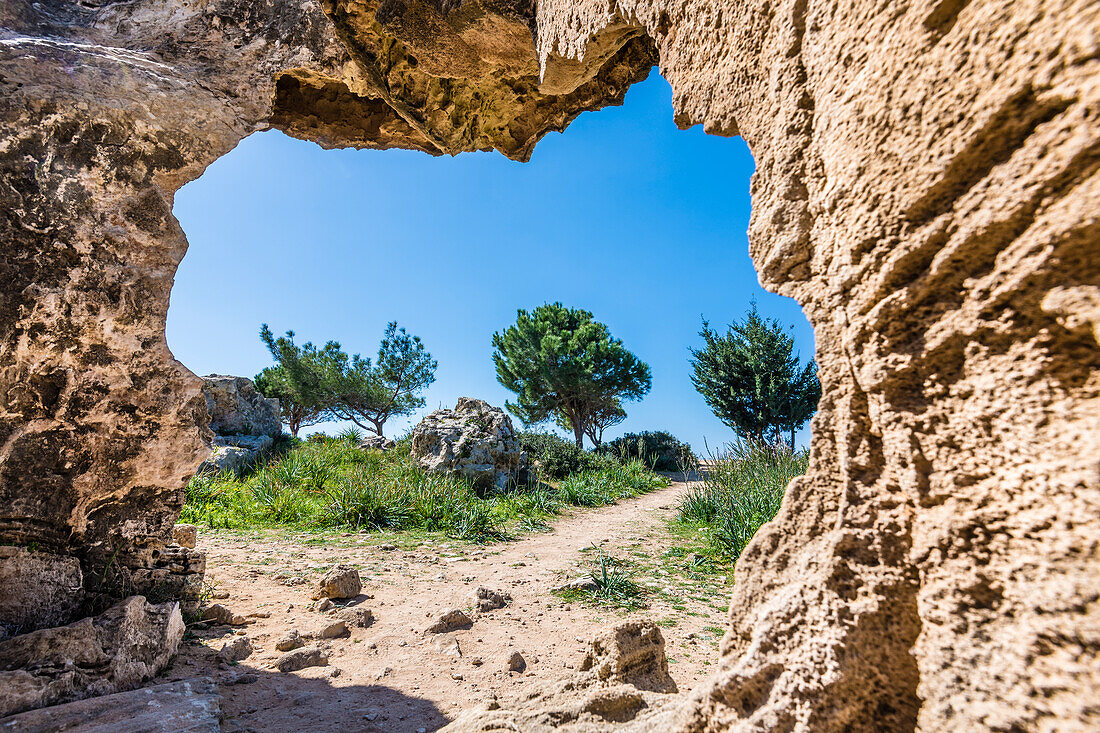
[601, 431, 693, 471]
[677, 441, 807, 562]
[518, 431, 619, 479]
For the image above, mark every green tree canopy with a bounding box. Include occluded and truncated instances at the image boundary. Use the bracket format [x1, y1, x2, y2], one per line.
[689, 304, 820, 447]
[322, 322, 437, 436]
[256, 325, 339, 436]
[492, 303, 651, 448]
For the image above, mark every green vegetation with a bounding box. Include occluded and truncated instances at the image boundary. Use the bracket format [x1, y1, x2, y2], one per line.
[182, 431, 667, 543]
[256, 322, 436, 437]
[492, 303, 651, 449]
[553, 549, 648, 610]
[689, 303, 819, 447]
[676, 441, 808, 563]
[518, 431, 615, 480]
[600, 431, 693, 471]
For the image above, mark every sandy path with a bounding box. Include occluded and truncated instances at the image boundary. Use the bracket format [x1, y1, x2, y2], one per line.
[162, 481, 732, 732]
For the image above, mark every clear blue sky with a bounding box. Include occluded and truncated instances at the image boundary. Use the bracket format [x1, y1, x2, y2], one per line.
[167, 71, 816, 453]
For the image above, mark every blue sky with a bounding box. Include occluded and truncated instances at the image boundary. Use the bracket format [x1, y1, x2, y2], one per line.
[167, 70, 816, 452]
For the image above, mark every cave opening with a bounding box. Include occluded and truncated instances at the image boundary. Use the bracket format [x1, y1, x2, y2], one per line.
[167, 70, 817, 449]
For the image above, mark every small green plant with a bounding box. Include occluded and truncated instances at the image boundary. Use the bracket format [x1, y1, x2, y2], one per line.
[181, 431, 667, 544]
[554, 549, 648, 610]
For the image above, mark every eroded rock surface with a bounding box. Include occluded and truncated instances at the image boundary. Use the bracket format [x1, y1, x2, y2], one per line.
[0, 596, 185, 717]
[410, 398, 528, 490]
[1, 0, 1097, 728]
[202, 375, 282, 438]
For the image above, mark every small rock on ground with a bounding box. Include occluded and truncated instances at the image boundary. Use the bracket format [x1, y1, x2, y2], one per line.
[507, 651, 526, 672]
[470, 587, 512, 613]
[424, 608, 472, 635]
[275, 629, 305, 652]
[316, 564, 362, 600]
[275, 646, 328, 673]
[216, 635, 253, 662]
[334, 607, 373, 628]
[202, 604, 246, 626]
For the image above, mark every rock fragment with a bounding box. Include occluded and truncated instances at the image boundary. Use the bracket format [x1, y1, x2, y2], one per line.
[424, 609, 472, 635]
[216, 635, 253, 663]
[275, 646, 328, 673]
[172, 524, 198, 549]
[316, 565, 362, 600]
[275, 629, 306, 652]
[470, 587, 512, 613]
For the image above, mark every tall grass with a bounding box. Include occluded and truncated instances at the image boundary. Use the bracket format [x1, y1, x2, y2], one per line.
[182, 432, 667, 543]
[677, 441, 808, 563]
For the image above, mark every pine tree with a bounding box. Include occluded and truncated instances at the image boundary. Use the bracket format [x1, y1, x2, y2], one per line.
[689, 304, 820, 446]
[492, 303, 651, 449]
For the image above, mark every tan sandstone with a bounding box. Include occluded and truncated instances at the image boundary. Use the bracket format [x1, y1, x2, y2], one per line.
[0, 0, 1096, 729]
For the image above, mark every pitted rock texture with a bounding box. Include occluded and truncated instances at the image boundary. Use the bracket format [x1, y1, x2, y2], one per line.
[202, 375, 282, 438]
[0, 596, 185, 717]
[1, 0, 1097, 729]
[410, 398, 528, 490]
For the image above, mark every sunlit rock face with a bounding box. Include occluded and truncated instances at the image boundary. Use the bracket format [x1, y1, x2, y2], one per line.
[1, 0, 1097, 729]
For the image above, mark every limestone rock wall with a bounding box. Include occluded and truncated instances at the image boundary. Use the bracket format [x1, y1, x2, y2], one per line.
[1, 0, 1097, 729]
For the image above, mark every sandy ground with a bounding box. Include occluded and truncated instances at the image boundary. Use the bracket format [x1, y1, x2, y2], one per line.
[160, 481, 732, 732]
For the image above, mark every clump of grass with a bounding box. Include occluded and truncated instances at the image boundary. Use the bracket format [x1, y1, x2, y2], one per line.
[553, 549, 648, 610]
[676, 441, 808, 563]
[182, 432, 665, 544]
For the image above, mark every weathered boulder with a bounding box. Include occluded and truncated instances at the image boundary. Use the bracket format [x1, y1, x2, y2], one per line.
[201, 375, 281, 438]
[410, 398, 528, 490]
[196, 435, 274, 477]
[358, 435, 397, 452]
[216, 635, 253, 663]
[579, 621, 676, 694]
[0, 597, 185, 717]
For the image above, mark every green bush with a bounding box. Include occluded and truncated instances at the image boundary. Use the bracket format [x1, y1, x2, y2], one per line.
[602, 431, 693, 471]
[519, 431, 618, 479]
[677, 441, 807, 562]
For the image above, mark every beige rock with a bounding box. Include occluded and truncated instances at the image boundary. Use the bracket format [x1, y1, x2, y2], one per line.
[0, 547, 83, 635]
[470, 587, 512, 614]
[274, 646, 328, 673]
[334, 607, 374, 629]
[172, 524, 198, 550]
[1, 0, 1097, 728]
[200, 604, 246, 626]
[315, 564, 362, 600]
[216, 635, 253, 663]
[317, 620, 349, 639]
[275, 629, 306, 653]
[0, 678, 221, 733]
[424, 609, 473, 635]
[0, 597, 185, 717]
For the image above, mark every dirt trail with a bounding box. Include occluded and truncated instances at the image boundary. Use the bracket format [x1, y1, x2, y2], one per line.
[162, 481, 732, 732]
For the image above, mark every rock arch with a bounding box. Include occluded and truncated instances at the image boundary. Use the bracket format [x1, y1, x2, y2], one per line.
[1, 0, 1096, 729]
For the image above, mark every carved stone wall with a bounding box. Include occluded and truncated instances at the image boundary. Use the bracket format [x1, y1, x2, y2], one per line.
[1, 0, 1096, 729]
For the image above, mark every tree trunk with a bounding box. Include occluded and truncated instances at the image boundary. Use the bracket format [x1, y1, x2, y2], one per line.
[572, 422, 585, 450]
